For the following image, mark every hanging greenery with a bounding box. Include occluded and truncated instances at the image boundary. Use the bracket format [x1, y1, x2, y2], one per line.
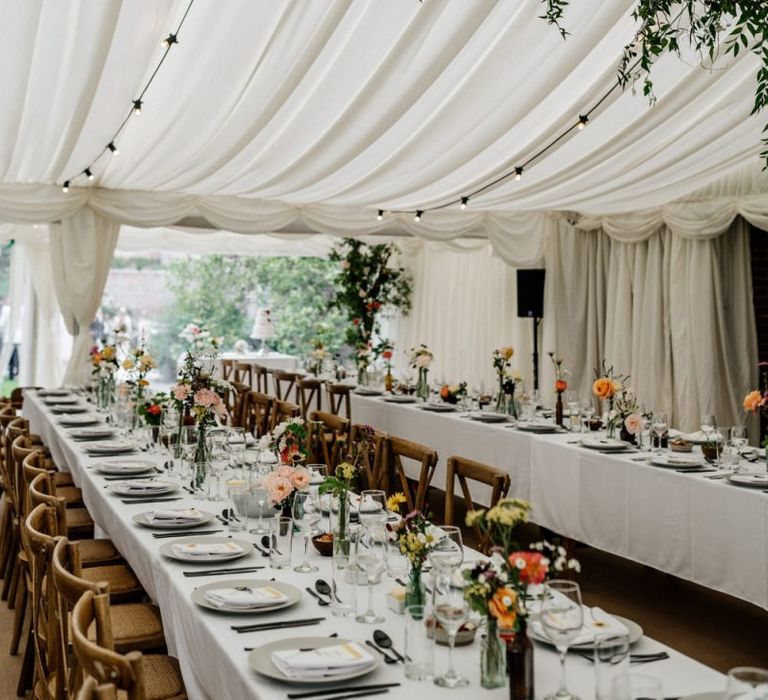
[328, 239, 412, 356]
[541, 1, 768, 164]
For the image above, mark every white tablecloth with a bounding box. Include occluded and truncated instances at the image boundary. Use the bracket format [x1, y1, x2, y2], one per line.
[351, 395, 768, 611]
[219, 351, 297, 371]
[26, 392, 725, 700]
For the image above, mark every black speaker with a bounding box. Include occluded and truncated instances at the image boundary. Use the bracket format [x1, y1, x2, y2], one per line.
[517, 269, 545, 318]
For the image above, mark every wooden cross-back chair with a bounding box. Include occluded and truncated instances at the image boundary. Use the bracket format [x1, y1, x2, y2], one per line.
[220, 359, 234, 382]
[244, 392, 273, 438]
[0, 404, 18, 600]
[348, 424, 387, 493]
[444, 456, 511, 548]
[326, 383, 352, 421]
[297, 378, 322, 418]
[307, 411, 350, 471]
[273, 370, 301, 402]
[252, 364, 270, 393]
[382, 435, 438, 513]
[226, 381, 250, 429]
[71, 590, 187, 700]
[11, 386, 42, 410]
[76, 678, 118, 700]
[232, 362, 253, 388]
[270, 400, 300, 430]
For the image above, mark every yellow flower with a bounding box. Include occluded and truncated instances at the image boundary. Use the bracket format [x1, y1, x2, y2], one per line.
[102, 346, 115, 360]
[386, 492, 407, 513]
[466, 509, 485, 527]
[122, 358, 135, 370]
[138, 379, 149, 387]
[336, 462, 356, 480]
[501, 346, 514, 360]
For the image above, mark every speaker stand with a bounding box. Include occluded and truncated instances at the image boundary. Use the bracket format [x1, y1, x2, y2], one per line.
[531, 317, 541, 393]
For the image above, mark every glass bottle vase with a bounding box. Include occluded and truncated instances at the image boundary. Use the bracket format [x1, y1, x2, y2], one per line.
[506, 617, 534, 700]
[405, 564, 426, 609]
[480, 617, 507, 689]
[193, 421, 209, 492]
[416, 368, 429, 401]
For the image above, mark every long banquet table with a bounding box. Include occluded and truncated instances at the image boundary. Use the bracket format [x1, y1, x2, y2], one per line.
[26, 392, 725, 700]
[351, 394, 768, 611]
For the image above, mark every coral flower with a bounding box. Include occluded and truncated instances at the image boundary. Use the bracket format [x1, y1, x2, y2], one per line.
[488, 587, 518, 629]
[592, 377, 615, 399]
[744, 390, 763, 413]
[509, 551, 548, 585]
[290, 467, 310, 489]
[555, 379, 568, 392]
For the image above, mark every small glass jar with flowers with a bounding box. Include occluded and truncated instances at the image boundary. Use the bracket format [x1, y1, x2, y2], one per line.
[409, 345, 434, 401]
[319, 460, 358, 556]
[492, 347, 515, 412]
[89, 343, 119, 411]
[389, 509, 443, 608]
[592, 361, 627, 438]
[121, 346, 157, 431]
[548, 352, 569, 427]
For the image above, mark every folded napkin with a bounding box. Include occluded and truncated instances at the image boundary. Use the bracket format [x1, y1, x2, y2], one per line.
[681, 430, 724, 443]
[171, 542, 244, 558]
[272, 642, 374, 679]
[533, 606, 628, 646]
[116, 480, 165, 492]
[146, 509, 204, 523]
[204, 585, 288, 609]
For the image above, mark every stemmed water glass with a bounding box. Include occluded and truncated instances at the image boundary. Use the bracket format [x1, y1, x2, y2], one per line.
[206, 430, 230, 501]
[432, 571, 469, 688]
[249, 465, 271, 534]
[428, 525, 464, 572]
[292, 491, 321, 573]
[354, 524, 387, 624]
[179, 425, 198, 485]
[581, 399, 595, 432]
[541, 580, 584, 700]
[227, 427, 247, 479]
[358, 489, 388, 530]
[228, 481, 251, 533]
[651, 413, 668, 455]
[725, 667, 768, 699]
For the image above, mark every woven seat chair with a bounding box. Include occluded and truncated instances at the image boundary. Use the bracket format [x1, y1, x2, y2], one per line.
[28, 475, 142, 603]
[273, 370, 301, 402]
[0, 404, 17, 597]
[244, 391, 273, 438]
[326, 383, 352, 421]
[71, 590, 187, 700]
[444, 456, 511, 549]
[76, 677, 118, 700]
[381, 435, 438, 513]
[270, 399, 300, 430]
[297, 377, 323, 418]
[232, 362, 253, 388]
[10, 386, 42, 410]
[348, 424, 387, 492]
[252, 363, 270, 393]
[307, 411, 349, 470]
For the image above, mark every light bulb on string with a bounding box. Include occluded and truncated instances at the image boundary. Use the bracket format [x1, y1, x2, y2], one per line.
[84, 168, 94, 181]
[514, 166, 524, 182]
[161, 33, 178, 49]
[107, 142, 119, 156]
[377, 209, 384, 221]
[578, 114, 589, 130]
[61, 180, 69, 193]
[460, 197, 469, 210]
[133, 99, 143, 115]
[414, 210, 423, 222]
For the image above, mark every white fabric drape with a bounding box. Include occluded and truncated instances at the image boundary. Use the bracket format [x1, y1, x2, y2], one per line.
[49, 209, 119, 385]
[541, 219, 758, 431]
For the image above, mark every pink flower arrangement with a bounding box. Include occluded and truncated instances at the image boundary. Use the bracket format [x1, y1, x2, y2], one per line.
[172, 383, 190, 402]
[623, 412, 645, 435]
[262, 465, 310, 507]
[744, 389, 767, 413]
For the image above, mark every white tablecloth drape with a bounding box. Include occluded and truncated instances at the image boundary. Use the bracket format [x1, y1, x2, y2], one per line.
[351, 395, 768, 611]
[25, 392, 725, 700]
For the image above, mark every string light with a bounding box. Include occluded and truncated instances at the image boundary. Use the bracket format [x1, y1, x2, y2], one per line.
[162, 33, 178, 48]
[414, 210, 423, 222]
[578, 114, 589, 129]
[460, 196, 469, 210]
[377, 209, 384, 221]
[61, 181, 69, 193]
[133, 99, 143, 115]
[514, 166, 524, 181]
[84, 168, 94, 181]
[107, 142, 119, 156]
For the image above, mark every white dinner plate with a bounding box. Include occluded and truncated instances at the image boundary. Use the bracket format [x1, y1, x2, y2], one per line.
[84, 440, 137, 456]
[49, 405, 88, 414]
[94, 459, 157, 475]
[649, 454, 705, 469]
[132, 509, 215, 529]
[469, 412, 509, 424]
[383, 395, 416, 404]
[516, 420, 557, 432]
[581, 437, 626, 450]
[530, 614, 643, 650]
[37, 389, 72, 397]
[353, 388, 384, 396]
[69, 427, 116, 440]
[680, 430, 724, 445]
[728, 472, 768, 488]
[191, 579, 300, 614]
[247, 636, 381, 685]
[159, 536, 252, 563]
[420, 403, 457, 412]
[58, 415, 102, 427]
[109, 480, 177, 497]
[44, 397, 79, 405]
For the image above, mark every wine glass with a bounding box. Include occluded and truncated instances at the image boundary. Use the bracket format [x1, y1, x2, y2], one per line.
[700, 413, 716, 441]
[651, 413, 668, 455]
[611, 673, 663, 700]
[354, 524, 387, 623]
[179, 425, 198, 484]
[249, 465, 272, 535]
[428, 525, 463, 572]
[206, 430, 230, 501]
[541, 580, 584, 700]
[227, 427, 247, 479]
[292, 491, 321, 573]
[358, 489, 387, 530]
[432, 571, 469, 688]
[725, 667, 768, 699]
[228, 481, 251, 533]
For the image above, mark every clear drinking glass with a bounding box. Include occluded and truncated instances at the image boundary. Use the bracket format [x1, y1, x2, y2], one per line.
[594, 633, 630, 700]
[269, 516, 293, 569]
[428, 525, 463, 572]
[358, 489, 387, 530]
[725, 667, 768, 699]
[651, 413, 668, 455]
[227, 427, 247, 479]
[331, 541, 357, 618]
[228, 481, 250, 533]
[248, 466, 271, 535]
[179, 425, 198, 482]
[432, 572, 469, 688]
[206, 430, 230, 501]
[541, 579, 584, 700]
[292, 491, 321, 573]
[355, 524, 386, 624]
[405, 604, 435, 680]
[611, 673, 663, 700]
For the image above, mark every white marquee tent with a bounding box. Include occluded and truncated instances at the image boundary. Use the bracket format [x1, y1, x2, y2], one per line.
[0, 0, 765, 430]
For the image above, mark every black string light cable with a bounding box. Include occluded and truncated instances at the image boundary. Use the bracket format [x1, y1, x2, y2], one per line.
[60, 0, 195, 193]
[379, 53, 644, 221]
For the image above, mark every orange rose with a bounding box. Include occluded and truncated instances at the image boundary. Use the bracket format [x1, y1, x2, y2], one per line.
[555, 379, 568, 392]
[744, 390, 763, 413]
[488, 587, 518, 629]
[592, 377, 615, 400]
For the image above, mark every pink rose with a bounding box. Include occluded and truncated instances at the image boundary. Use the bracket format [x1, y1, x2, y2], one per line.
[267, 475, 293, 504]
[277, 464, 295, 478]
[290, 467, 310, 490]
[415, 353, 431, 369]
[172, 384, 190, 402]
[624, 413, 644, 435]
[194, 388, 217, 407]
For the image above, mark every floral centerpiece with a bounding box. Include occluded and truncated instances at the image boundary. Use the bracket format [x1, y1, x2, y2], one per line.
[259, 417, 308, 465]
[122, 346, 156, 428]
[410, 344, 433, 401]
[179, 320, 222, 352]
[319, 461, 358, 554]
[262, 463, 311, 517]
[492, 347, 515, 412]
[308, 340, 330, 376]
[89, 343, 119, 409]
[389, 509, 443, 607]
[355, 342, 373, 385]
[439, 382, 467, 405]
[614, 389, 646, 443]
[744, 361, 768, 462]
[592, 361, 628, 438]
[138, 393, 168, 427]
[548, 352, 569, 426]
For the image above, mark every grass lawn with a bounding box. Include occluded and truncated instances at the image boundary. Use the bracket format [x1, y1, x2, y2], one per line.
[1, 378, 17, 398]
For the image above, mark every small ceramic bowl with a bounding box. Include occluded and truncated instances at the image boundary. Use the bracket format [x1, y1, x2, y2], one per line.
[311, 532, 334, 557]
[426, 619, 478, 646]
[670, 440, 693, 453]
